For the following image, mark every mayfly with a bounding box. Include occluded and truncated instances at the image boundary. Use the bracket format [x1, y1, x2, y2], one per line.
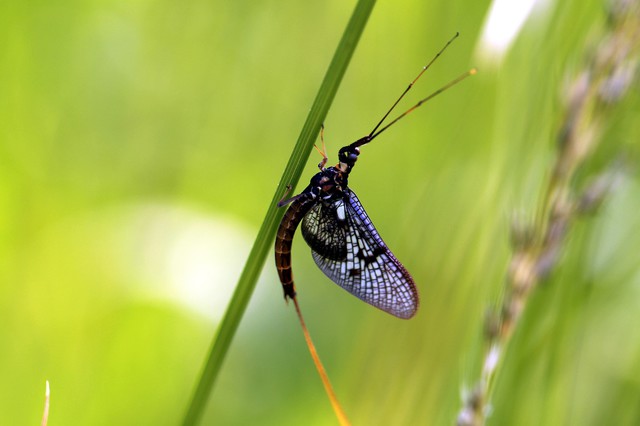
[275, 33, 475, 319]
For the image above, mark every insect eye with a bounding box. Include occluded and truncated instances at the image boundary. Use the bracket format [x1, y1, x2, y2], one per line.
[338, 147, 359, 165]
[342, 153, 357, 165]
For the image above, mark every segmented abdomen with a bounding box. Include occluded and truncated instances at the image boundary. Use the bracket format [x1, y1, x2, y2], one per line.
[275, 193, 317, 300]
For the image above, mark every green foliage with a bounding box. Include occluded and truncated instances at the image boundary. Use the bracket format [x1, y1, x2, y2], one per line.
[0, 0, 638, 425]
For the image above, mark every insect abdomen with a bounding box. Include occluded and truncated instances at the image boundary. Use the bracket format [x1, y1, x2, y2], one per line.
[275, 193, 316, 300]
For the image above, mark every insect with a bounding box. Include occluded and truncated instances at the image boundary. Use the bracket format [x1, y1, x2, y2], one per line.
[275, 33, 474, 319]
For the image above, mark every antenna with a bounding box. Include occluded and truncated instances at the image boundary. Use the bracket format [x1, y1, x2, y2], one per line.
[369, 68, 476, 141]
[353, 32, 476, 147]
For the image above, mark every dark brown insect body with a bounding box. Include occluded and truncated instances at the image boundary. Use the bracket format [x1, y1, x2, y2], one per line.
[275, 147, 353, 301]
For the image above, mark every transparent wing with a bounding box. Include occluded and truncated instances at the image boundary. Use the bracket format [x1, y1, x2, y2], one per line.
[302, 188, 419, 319]
[301, 199, 347, 261]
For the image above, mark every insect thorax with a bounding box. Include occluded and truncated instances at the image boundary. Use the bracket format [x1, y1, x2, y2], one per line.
[307, 167, 349, 202]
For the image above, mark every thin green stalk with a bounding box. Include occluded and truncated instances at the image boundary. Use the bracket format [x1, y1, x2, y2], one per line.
[182, 1, 377, 424]
[457, 1, 640, 424]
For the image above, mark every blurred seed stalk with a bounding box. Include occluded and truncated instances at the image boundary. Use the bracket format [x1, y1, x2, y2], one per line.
[458, 0, 640, 425]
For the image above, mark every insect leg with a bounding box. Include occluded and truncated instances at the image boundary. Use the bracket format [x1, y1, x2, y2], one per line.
[313, 124, 328, 170]
[278, 185, 310, 208]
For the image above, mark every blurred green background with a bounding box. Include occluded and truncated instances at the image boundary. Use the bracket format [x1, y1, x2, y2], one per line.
[2, 0, 639, 424]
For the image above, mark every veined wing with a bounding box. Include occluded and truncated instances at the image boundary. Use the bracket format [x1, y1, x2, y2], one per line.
[301, 188, 419, 319]
[301, 199, 347, 261]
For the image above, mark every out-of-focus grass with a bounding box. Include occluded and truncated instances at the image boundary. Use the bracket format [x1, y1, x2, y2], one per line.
[1, 0, 638, 425]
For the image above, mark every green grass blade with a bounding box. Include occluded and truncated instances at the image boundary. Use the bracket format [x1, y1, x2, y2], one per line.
[182, 0, 377, 424]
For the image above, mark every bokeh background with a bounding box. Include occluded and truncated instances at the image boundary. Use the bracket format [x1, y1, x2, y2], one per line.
[2, 0, 639, 424]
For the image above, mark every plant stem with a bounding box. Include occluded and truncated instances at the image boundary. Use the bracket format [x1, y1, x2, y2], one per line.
[182, 1, 377, 424]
